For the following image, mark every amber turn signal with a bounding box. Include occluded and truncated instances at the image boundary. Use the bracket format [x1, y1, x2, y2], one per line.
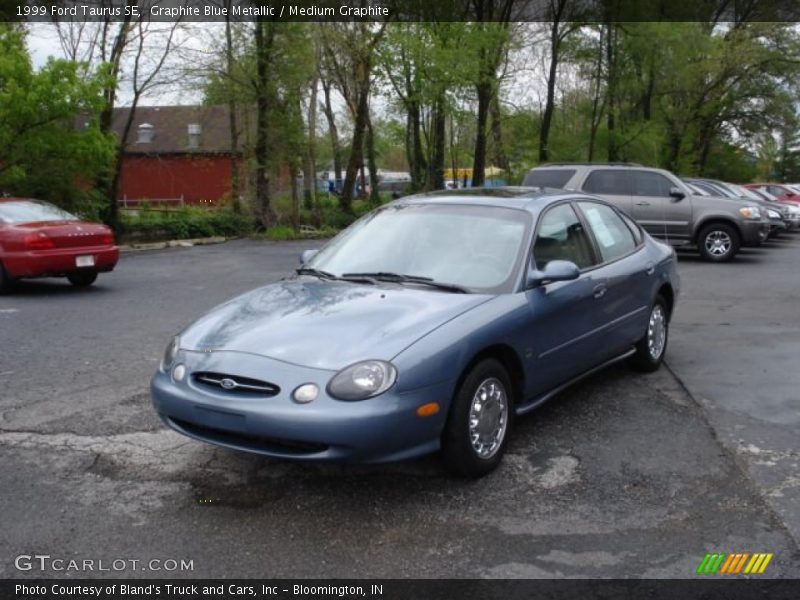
[416, 402, 440, 417]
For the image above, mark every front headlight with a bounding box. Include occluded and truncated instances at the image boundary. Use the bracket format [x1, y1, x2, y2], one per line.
[767, 209, 781, 219]
[161, 336, 180, 371]
[327, 360, 397, 400]
[739, 206, 761, 219]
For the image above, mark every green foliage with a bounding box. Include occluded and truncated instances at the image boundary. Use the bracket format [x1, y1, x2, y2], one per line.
[0, 24, 114, 213]
[119, 207, 254, 242]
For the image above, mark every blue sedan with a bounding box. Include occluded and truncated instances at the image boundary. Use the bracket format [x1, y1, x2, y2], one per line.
[151, 188, 679, 477]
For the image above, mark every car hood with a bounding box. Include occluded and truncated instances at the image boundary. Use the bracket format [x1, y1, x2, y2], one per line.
[180, 278, 493, 370]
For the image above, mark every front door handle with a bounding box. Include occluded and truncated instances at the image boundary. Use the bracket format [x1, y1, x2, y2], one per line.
[635, 201, 651, 206]
[592, 284, 607, 299]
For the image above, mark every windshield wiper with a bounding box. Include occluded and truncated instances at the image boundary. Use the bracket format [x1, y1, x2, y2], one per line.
[296, 267, 338, 280]
[296, 267, 376, 285]
[341, 272, 468, 293]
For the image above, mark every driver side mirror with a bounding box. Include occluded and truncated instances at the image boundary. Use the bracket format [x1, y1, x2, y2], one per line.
[526, 260, 580, 289]
[669, 186, 686, 200]
[299, 249, 318, 265]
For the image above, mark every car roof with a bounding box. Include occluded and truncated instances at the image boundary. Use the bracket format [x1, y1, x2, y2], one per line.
[394, 186, 594, 213]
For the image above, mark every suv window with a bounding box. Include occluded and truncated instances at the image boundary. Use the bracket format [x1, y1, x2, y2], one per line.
[578, 201, 637, 262]
[533, 203, 596, 270]
[523, 169, 576, 188]
[631, 171, 673, 197]
[582, 170, 630, 195]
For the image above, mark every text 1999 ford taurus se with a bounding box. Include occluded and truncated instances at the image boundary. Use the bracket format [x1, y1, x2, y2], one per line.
[151, 188, 679, 477]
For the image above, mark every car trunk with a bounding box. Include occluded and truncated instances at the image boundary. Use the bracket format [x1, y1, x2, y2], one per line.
[18, 221, 112, 248]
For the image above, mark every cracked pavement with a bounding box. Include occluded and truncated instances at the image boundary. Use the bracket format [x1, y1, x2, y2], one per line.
[1, 238, 799, 578]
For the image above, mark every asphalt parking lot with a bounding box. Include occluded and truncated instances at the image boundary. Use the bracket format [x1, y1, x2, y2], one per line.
[1, 236, 799, 579]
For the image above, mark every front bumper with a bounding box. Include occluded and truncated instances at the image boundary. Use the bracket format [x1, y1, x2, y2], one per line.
[740, 220, 771, 246]
[151, 350, 453, 463]
[3, 245, 119, 278]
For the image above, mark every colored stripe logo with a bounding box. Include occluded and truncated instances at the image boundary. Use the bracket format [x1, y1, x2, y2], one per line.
[696, 552, 773, 574]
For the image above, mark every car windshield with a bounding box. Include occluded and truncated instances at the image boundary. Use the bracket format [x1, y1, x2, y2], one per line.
[0, 200, 77, 224]
[307, 203, 531, 293]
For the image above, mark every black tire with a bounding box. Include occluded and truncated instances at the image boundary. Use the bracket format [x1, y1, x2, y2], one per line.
[0, 263, 15, 294]
[628, 295, 669, 373]
[67, 271, 98, 287]
[442, 358, 514, 478]
[697, 222, 740, 262]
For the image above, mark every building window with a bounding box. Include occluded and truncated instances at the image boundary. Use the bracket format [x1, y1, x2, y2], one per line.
[187, 123, 201, 149]
[137, 123, 154, 144]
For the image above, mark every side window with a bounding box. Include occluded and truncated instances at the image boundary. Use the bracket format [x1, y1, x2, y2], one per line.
[582, 170, 630, 195]
[618, 211, 643, 245]
[768, 186, 785, 196]
[631, 171, 674, 197]
[533, 204, 597, 270]
[578, 201, 638, 263]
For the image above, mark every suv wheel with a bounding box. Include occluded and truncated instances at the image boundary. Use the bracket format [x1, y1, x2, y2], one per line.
[698, 223, 740, 262]
[442, 359, 514, 478]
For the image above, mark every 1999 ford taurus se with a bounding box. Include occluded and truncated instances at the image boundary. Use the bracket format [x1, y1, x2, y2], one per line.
[151, 188, 679, 477]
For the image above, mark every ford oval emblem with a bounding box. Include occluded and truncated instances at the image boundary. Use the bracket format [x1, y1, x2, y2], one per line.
[220, 378, 237, 390]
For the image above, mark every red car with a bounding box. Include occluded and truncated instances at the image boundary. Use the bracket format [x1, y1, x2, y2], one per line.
[744, 183, 800, 204]
[0, 198, 119, 293]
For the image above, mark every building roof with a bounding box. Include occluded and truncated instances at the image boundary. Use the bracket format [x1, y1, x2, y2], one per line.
[111, 105, 236, 155]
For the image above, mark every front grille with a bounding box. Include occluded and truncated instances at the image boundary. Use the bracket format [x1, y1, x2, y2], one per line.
[171, 418, 328, 455]
[193, 372, 280, 396]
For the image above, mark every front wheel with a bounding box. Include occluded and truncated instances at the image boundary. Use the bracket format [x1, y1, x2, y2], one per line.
[697, 223, 740, 262]
[67, 271, 98, 287]
[442, 358, 514, 478]
[628, 296, 669, 373]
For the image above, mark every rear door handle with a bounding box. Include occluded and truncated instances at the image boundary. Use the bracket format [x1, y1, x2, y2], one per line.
[635, 201, 651, 206]
[592, 284, 607, 299]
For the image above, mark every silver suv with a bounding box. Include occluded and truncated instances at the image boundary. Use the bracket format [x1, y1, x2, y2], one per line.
[522, 163, 770, 262]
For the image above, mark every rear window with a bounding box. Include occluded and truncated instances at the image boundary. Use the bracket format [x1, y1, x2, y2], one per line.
[523, 169, 576, 189]
[0, 200, 77, 224]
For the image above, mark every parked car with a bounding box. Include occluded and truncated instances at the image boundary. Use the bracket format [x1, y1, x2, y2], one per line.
[0, 198, 119, 293]
[522, 163, 770, 262]
[745, 183, 800, 203]
[683, 178, 789, 238]
[151, 188, 679, 478]
[743, 184, 800, 230]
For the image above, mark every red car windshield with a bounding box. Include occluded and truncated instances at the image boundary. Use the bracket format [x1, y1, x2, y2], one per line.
[0, 200, 77, 224]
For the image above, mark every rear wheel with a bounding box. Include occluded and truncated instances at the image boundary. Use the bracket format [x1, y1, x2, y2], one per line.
[67, 270, 97, 287]
[442, 358, 514, 478]
[0, 263, 15, 294]
[697, 223, 740, 262]
[628, 295, 669, 373]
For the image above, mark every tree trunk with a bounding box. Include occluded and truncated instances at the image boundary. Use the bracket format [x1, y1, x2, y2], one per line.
[490, 93, 510, 174]
[366, 112, 380, 204]
[605, 23, 619, 162]
[340, 65, 370, 212]
[303, 70, 319, 217]
[224, 7, 241, 212]
[427, 96, 446, 190]
[409, 101, 426, 191]
[320, 78, 342, 194]
[587, 26, 605, 162]
[254, 19, 277, 229]
[539, 26, 561, 163]
[472, 81, 492, 187]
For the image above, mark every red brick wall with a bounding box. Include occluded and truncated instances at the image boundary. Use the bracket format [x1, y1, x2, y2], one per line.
[118, 154, 236, 205]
